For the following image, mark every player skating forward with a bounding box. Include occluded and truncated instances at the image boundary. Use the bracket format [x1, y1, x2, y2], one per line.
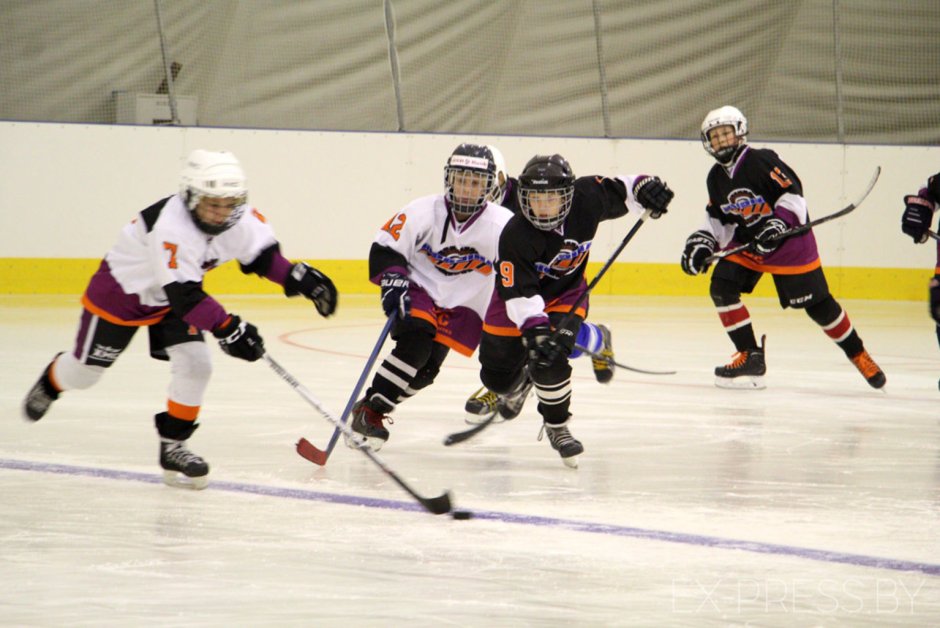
[681, 106, 885, 390]
[479, 154, 673, 467]
[900, 170, 940, 383]
[464, 146, 617, 424]
[347, 144, 513, 450]
[22, 150, 338, 489]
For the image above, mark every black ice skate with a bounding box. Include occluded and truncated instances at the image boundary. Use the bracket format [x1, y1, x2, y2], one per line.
[714, 335, 766, 390]
[346, 399, 391, 451]
[160, 438, 209, 490]
[849, 349, 886, 389]
[540, 419, 584, 469]
[464, 387, 500, 425]
[591, 324, 615, 384]
[497, 375, 533, 420]
[23, 359, 61, 421]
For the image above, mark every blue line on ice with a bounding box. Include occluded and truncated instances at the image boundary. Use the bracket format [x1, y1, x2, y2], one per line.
[3, 457, 937, 577]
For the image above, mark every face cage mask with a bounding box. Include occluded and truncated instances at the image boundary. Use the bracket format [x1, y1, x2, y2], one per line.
[187, 191, 248, 235]
[702, 126, 746, 165]
[446, 168, 493, 218]
[519, 186, 574, 230]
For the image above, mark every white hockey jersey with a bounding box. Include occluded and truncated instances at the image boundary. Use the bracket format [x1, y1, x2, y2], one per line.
[374, 195, 513, 319]
[104, 194, 277, 308]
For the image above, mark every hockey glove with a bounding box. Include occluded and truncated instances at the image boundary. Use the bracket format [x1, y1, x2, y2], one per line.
[380, 271, 411, 318]
[752, 217, 788, 256]
[681, 230, 718, 276]
[632, 176, 674, 218]
[213, 314, 264, 362]
[285, 262, 338, 317]
[902, 195, 934, 244]
[522, 324, 574, 370]
[930, 277, 940, 324]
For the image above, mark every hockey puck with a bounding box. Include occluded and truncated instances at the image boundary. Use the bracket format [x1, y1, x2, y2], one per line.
[451, 510, 473, 520]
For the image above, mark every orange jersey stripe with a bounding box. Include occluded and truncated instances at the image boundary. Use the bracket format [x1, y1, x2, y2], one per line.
[81, 293, 170, 326]
[727, 254, 821, 275]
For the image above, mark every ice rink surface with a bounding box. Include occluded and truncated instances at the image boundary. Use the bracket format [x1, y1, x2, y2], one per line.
[2, 294, 938, 627]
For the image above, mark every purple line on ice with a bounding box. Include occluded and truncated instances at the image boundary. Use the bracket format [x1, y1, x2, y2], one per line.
[4, 457, 938, 577]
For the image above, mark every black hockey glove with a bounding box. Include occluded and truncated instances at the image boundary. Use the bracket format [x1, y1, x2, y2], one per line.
[930, 277, 940, 325]
[902, 195, 934, 244]
[285, 262, 338, 317]
[213, 314, 264, 362]
[752, 217, 788, 256]
[380, 271, 411, 318]
[522, 324, 573, 370]
[632, 176, 674, 218]
[681, 230, 718, 276]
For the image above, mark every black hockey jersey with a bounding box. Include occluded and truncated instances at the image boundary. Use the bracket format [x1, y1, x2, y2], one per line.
[496, 175, 643, 328]
[704, 146, 820, 273]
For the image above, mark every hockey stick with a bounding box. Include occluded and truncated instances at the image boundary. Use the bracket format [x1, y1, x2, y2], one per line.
[573, 344, 677, 375]
[443, 408, 499, 447]
[705, 166, 881, 264]
[927, 230, 940, 242]
[295, 314, 396, 466]
[265, 353, 452, 515]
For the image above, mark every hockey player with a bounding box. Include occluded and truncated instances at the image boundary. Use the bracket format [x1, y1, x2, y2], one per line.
[463, 145, 618, 423]
[479, 154, 673, 467]
[22, 150, 337, 489]
[348, 143, 513, 450]
[900, 171, 940, 360]
[681, 105, 885, 390]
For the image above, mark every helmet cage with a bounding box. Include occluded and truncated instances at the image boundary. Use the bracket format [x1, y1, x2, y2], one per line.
[701, 106, 748, 164]
[444, 146, 496, 219]
[516, 154, 575, 230]
[179, 150, 248, 235]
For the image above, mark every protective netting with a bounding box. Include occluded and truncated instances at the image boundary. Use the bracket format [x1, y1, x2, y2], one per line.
[1, 0, 937, 143]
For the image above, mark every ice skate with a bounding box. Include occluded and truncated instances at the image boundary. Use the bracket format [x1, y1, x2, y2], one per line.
[160, 438, 209, 490]
[849, 350, 886, 389]
[23, 357, 61, 421]
[464, 387, 500, 425]
[497, 375, 533, 420]
[714, 335, 766, 390]
[346, 399, 391, 451]
[539, 418, 583, 468]
[591, 324, 615, 384]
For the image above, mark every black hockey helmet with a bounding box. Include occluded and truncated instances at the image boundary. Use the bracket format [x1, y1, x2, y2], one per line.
[444, 143, 496, 220]
[516, 154, 575, 230]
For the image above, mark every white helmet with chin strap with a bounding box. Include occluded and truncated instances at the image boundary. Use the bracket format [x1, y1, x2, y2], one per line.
[485, 144, 509, 205]
[701, 105, 748, 164]
[179, 149, 248, 235]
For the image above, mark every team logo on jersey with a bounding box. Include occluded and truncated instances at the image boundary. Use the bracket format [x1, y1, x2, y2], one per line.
[720, 188, 772, 225]
[419, 243, 494, 276]
[535, 239, 591, 279]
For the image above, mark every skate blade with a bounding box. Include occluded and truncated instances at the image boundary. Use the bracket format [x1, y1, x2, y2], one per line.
[714, 375, 765, 390]
[162, 470, 209, 490]
[561, 454, 580, 469]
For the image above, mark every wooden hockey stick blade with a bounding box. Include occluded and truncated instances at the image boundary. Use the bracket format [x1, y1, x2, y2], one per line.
[443, 409, 499, 446]
[574, 344, 677, 375]
[704, 166, 881, 264]
[295, 437, 328, 466]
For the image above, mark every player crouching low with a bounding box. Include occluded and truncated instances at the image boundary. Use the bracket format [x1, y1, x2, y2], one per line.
[22, 150, 338, 489]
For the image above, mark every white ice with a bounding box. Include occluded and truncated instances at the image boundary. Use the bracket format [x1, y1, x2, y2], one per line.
[1, 294, 938, 627]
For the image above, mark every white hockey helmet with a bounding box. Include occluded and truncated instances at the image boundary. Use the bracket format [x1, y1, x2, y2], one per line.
[485, 144, 509, 204]
[179, 149, 248, 235]
[701, 105, 748, 164]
